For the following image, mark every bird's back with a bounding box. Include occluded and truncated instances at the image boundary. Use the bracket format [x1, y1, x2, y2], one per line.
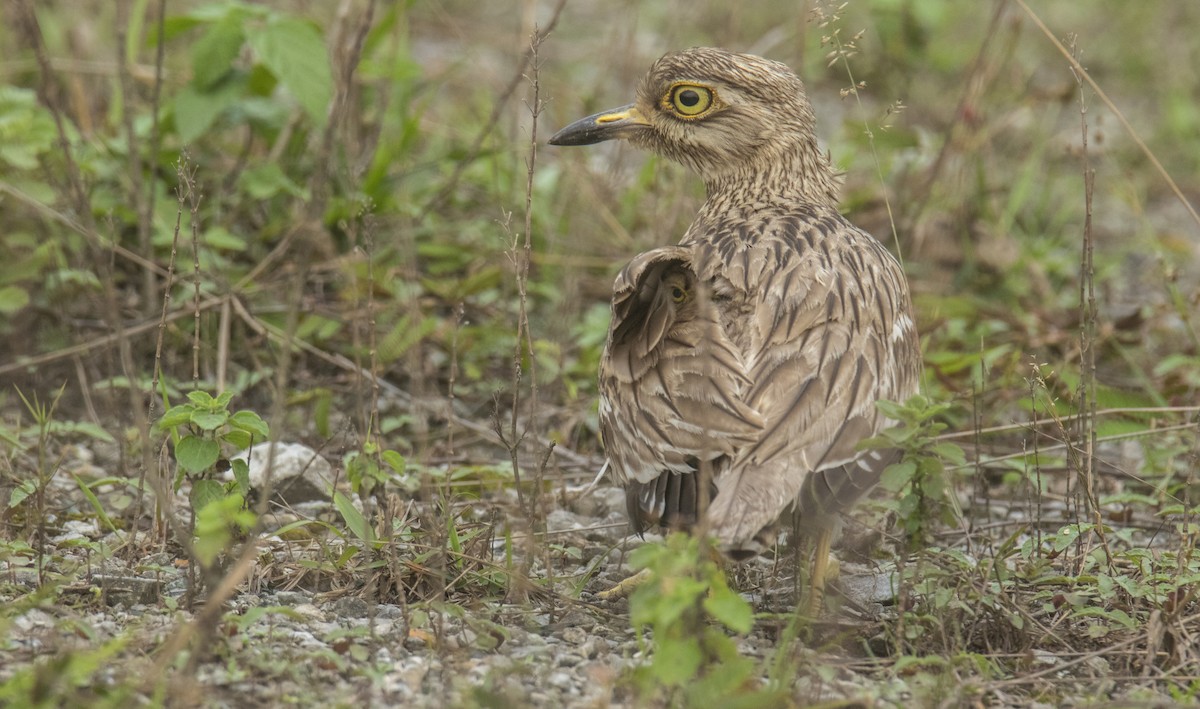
[684, 199, 920, 553]
[551, 46, 922, 557]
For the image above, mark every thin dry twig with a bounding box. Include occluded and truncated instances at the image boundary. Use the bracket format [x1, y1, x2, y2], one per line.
[417, 0, 568, 221]
[225, 295, 593, 467]
[1014, 0, 1200, 231]
[1068, 33, 1111, 570]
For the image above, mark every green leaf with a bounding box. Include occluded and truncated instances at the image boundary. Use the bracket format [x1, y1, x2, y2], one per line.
[334, 491, 374, 545]
[0, 285, 30, 315]
[381, 450, 406, 474]
[72, 473, 118, 534]
[232, 458, 251, 496]
[8, 479, 36, 509]
[224, 430, 252, 450]
[651, 635, 702, 686]
[246, 17, 332, 124]
[874, 399, 906, 419]
[190, 478, 225, 513]
[229, 410, 269, 438]
[447, 515, 462, 555]
[932, 442, 966, 465]
[1053, 524, 1090, 553]
[192, 491, 254, 567]
[703, 584, 753, 634]
[176, 435, 220, 474]
[186, 390, 217, 407]
[191, 15, 244, 90]
[201, 226, 249, 252]
[238, 163, 308, 200]
[190, 411, 229, 431]
[880, 459, 917, 490]
[377, 314, 438, 364]
[0, 86, 58, 169]
[173, 81, 241, 143]
[1154, 353, 1200, 377]
[52, 421, 116, 444]
[297, 314, 342, 341]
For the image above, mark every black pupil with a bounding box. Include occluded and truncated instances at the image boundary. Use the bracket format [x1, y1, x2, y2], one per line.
[678, 89, 700, 107]
[672, 288, 684, 299]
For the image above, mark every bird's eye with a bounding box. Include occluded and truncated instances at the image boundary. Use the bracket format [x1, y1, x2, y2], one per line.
[667, 84, 714, 118]
[671, 286, 687, 303]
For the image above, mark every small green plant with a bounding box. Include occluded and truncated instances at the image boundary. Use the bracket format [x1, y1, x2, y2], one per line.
[0, 635, 135, 709]
[871, 395, 967, 551]
[156, 390, 268, 573]
[625, 533, 787, 708]
[5, 387, 115, 585]
[343, 440, 408, 501]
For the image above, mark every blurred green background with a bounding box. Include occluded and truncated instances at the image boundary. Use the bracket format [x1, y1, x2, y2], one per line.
[1, 0, 1197, 473]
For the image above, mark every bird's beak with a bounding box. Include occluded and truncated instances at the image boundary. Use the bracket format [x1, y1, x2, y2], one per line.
[548, 104, 650, 146]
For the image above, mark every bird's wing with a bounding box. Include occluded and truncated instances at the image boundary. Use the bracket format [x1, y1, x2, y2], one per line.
[693, 212, 920, 549]
[599, 246, 764, 516]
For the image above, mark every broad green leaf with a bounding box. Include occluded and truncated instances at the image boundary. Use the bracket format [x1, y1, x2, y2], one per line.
[296, 314, 342, 341]
[190, 411, 229, 431]
[8, 479, 36, 509]
[932, 442, 966, 465]
[191, 16, 244, 89]
[381, 450, 406, 474]
[173, 81, 241, 143]
[651, 635, 702, 686]
[225, 430, 252, 450]
[238, 163, 307, 200]
[190, 478, 225, 513]
[193, 492, 254, 567]
[334, 491, 374, 545]
[874, 399, 905, 419]
[1154, 353, 1200, 377]
[232, 458, 251, 496]
[0, 286, 30, 315]
[202, 226, 249, 252]
[246, 18, 332, 124]
[1053, 524, 1088, 552]
[0, 87, 57, 169]
[229, 410, 269, 438]
[377, 314, 438, 364]
[49, 421, 116, 444]
[176, 435, 220, 474]
[703, 584, 753, 634]
[880, 460, 917, 490]
[186, 390, 217, 407]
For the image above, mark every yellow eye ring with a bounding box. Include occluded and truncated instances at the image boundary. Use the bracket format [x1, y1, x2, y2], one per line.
[671, 286, 687, 303]
[665, 83, 715, 118]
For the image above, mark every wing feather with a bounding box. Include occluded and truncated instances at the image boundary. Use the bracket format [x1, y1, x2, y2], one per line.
[687, 208, 921, 550]
[599, 246, 765, 530]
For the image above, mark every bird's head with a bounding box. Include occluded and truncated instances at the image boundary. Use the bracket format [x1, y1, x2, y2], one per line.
[550, 47, 837, 201]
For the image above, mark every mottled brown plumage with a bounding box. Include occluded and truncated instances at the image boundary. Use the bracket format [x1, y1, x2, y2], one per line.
[552, 48, 921, 584]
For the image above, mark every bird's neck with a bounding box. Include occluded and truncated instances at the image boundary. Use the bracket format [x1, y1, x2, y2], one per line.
[700, 139, 840, 211]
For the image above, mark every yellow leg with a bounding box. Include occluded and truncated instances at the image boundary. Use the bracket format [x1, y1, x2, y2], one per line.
[597, 567, 651, 601]
[806, 528, 832, 617]
[597, 539, 724, 601]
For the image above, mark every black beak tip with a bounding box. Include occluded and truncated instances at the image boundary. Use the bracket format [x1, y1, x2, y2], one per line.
[547, 123, 603, 147]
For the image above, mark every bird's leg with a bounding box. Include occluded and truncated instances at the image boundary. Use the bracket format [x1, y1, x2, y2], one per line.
[696, 459, 712, 522]
[805, 527, 833, 617]
[600, 461, 718, 602]
[596, 567, 652, 600]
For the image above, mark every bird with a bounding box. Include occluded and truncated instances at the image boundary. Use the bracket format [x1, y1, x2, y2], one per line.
[550, 47, 921, 612]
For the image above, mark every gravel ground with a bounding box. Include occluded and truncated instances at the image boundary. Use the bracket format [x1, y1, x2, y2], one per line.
[0, 445, 1194, 708]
